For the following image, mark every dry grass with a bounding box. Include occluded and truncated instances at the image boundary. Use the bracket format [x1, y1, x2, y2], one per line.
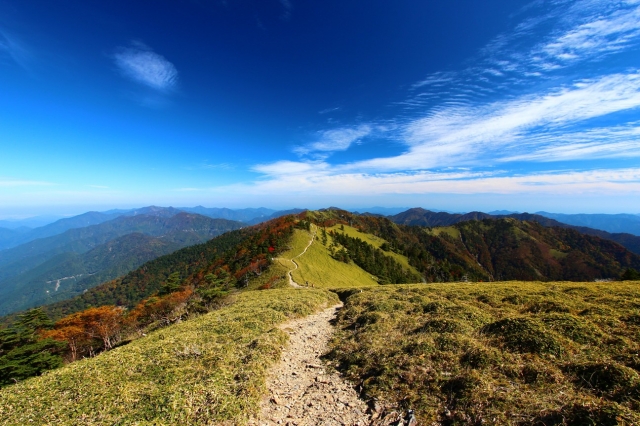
[327, 281, 640, 425]
[0, 289, 338, 425]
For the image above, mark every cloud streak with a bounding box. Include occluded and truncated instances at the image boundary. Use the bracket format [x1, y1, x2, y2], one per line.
[232, 166, 640, 197]
[294, 125, 372, 157]
[0, 178, 54, 187]
[113, 42, 178, 91]
[239, 1, 640, 205]
[0, 28, 34, 71]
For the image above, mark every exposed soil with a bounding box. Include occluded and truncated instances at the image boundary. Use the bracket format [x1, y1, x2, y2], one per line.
[250, 304, 372, 426]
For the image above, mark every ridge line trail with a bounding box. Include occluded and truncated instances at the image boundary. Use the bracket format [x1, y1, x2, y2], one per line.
[250, 304, 373, 426]
[276, 226, 316, 288]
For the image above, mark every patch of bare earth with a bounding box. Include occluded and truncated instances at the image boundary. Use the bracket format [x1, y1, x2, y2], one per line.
[250, 304, 372, 426]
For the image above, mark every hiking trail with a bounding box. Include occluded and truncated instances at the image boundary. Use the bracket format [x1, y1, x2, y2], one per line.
[276, 226, 316, 288]
[249, 304, 372, 426]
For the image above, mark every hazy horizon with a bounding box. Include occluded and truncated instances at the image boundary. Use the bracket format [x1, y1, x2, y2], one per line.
[2, 1, 640, 215]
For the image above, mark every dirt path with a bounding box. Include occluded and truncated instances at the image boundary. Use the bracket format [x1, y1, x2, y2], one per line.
[250, 304, 372, 426]
[277, 227, 316, 288]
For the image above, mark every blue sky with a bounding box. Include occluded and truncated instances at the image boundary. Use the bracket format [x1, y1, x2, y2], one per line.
[1, 0, 640, 218]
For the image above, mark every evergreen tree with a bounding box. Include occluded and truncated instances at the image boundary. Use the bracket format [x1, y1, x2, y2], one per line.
[159, 272, 182, 295]
[0, 309, 65, 387]
[621, 268, 640, 280]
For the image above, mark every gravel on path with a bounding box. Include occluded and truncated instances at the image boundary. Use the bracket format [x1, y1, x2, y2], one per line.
[250, 304, 372, 426]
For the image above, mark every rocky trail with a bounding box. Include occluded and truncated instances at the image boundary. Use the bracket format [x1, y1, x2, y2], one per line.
[255, 227, 413, 425]
[250, 304, 372, 426]
[250, 304, 413, 426]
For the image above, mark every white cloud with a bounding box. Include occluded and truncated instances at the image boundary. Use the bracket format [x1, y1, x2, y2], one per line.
[0, 28, 33, 71]
[347, 71, 640, 172]
[279, 0, 293, 20]
[294, 125, 372, 156]
[0, 178, 54, 187]
[500, 124, 640, 162]
[240, 1, 640, 204]
[113, 42, 178, 91]
[223, 166, 640, 197]
[536, 2, 640, 66]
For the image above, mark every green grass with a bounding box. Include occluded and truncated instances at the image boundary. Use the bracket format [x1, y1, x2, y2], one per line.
[0, 289, 338, 425]
[327, 281, 640, 425]
[328, 224, 421, 277]
[425, 226, 461, 239]
[284, 227, 379, 288]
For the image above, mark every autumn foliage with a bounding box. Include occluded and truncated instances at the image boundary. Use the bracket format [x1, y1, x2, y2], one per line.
[43, 306, 125, 361]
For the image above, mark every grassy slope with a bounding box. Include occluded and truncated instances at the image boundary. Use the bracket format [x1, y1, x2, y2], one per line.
[328, 224, 421, 277]
[0, 289, 338, 425]
[288, 226, 379, 288]
[328, 281, 640, 425]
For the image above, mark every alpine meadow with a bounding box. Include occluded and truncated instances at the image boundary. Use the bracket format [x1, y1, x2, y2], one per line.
[2, 1, 640, 425]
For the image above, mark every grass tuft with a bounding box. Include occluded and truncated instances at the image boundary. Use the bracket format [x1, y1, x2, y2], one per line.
[0, 288, 338, 425]
[327, 281, 640, 424]
[482, 317, 563, 356]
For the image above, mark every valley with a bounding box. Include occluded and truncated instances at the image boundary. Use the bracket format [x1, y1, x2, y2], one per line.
[1, 208, 640, 425]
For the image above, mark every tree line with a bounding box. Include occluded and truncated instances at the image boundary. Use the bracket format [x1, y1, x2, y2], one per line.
[0, 216, 297, 387]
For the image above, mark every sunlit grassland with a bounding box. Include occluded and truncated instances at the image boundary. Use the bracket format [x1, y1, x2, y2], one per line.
[328, 281, 640, 425]
[425, 226, 461, 239]
[292, 233, 379, 289]
[283, 227, 379, 288]
[327, 224, 421, 277]
[247, 259, 291, 290]
[0, 289, 338, 425]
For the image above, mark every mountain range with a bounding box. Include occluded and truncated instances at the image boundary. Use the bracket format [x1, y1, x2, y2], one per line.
[3, 205, 640, 318]
[0, 211, 243, 316]
[389, 208, 640, 255]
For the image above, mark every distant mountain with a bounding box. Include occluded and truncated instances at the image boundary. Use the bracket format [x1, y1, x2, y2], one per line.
[0, 206, 186, 251]
[349, 207, 411, 216]
[323, 209, 640, 282]
[0, 213, 244, 315]
[36, 217, 291, 321]
[389, 208, 640, 255]
[488, 210, 520, 215]
[179, 206, 276, 222]
[0, 215, 64, 229]
[246, 208, 307, 225]
[390, 208, 492, 227]
[535, 211, 640, 236]
[0, 233, 181, 316]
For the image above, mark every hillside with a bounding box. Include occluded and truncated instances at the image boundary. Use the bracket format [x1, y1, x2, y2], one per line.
[328, 281, 640, 424]
[0, 233, 181, 316]
[0, 213, 244, 316]
[32, 216, 298, 321]
[2, 212, 640, 425]
[0, 289, 338, 425]
[390, 208, 640, 255]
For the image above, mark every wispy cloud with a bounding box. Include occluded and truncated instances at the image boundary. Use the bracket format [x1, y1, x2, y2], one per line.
[294, 125, 372, 157]
[349, 72, 640, 172]
[113, 42, 178, 91]
[0, 28, 34, 71]
[319, 106, 341, 114]
[242, 1, 640, 203]
[233, 165, 640, 196]
[533, 1, 640, 68]
[0, 178, 54, 187]
[279, 0, 293, 20]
